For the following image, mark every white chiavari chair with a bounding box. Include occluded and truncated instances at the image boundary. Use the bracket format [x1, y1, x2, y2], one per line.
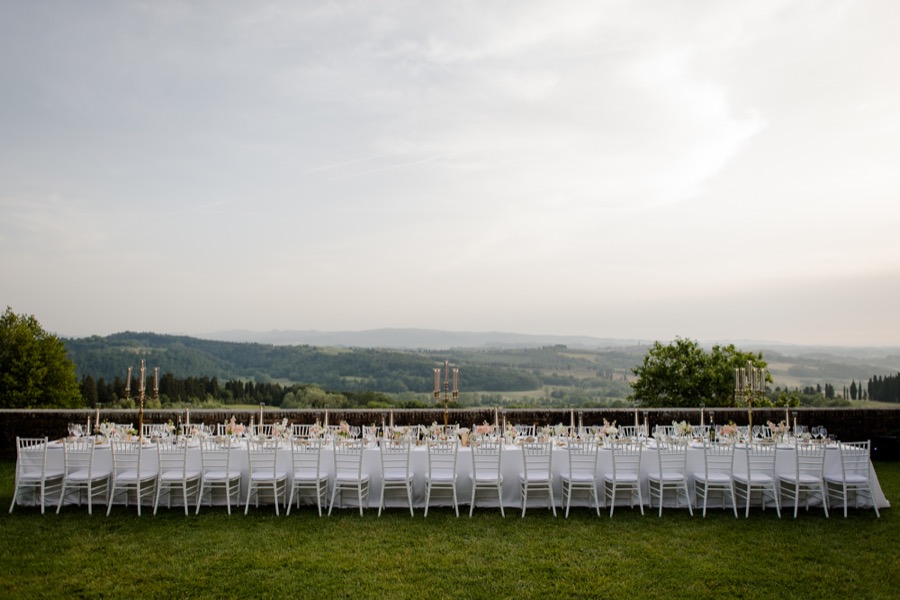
[57, 438, 110, 515]
[602, 441, 644, 517]
[693, 441, 738, 518]
[519, 441, 555, 518]
[10, 437, 64, 514]
[287, 438, 328, 516]
[779, 441, 828, 518]
[648, 438, 692, 517]
[560, 439, 600, 518]
[154, 440, 201, 515]
[733, 442, 781, 518]
[328, 439, 369, 516]
[379, 437, 414, 517]
[107, 440, 158, 516]
[469, 439, 504, 517]
[424, 439, 459, 517]
[196, 439, 241, 515]
[825, 440, 880, 518]
[245, 439, 288, 515]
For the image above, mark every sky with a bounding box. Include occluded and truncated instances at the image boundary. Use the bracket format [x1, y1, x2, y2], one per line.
[2, 0, 899, 347]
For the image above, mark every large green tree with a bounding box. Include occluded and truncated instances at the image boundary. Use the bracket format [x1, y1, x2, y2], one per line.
[629, 337, 770, 407]
[0, 307, 82, 408]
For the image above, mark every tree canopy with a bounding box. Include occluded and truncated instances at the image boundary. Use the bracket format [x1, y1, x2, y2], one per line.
[0, 307, 82, 408]
[629, 337, 771, 408]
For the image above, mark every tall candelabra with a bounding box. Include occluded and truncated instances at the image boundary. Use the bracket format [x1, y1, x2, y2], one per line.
[735, 360, 766, 431]
[433, 360, 459, 427]
[125, 360, 159, 441]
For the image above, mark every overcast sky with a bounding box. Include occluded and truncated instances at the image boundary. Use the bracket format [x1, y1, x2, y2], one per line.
[2, 1, 899, 346]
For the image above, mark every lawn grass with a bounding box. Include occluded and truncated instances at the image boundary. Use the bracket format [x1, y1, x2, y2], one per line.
[1, 460, 897, 599]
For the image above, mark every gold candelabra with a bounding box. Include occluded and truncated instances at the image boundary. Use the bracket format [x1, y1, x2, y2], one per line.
[125, 360, 159, 441]
[433, 360, 459, 427]
[735, 360, 766, 432]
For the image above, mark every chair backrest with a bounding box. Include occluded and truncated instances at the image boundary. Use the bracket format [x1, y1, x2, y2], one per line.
[199, 439, 233, 473]
[794, 441, 827, 478]
[381, 438, 411, 475]
[142, 423, 169, 438]
[521, 441, 552, 479]
[619, 425, 638, 439]
[655, 438, 688, 475]
[16, 437, 49, 477]
[253, 424, 275, 437]
[692, 425, 710, 438]
[157, 440, 189, 474]
[247, 439, 280, 473]
[744, 442, 777, 476]
[566, 439, 599, 478]
[292, 424, 312, 438]
[110, 440, 146, 476]
[427, 439, 458, 475]
[609, 441, 642, 476]
[514, 424, 536, 437]
[290, 438, 322, 474]
[654, 425, 675, 438]
[702, 441, 735, 476]
[471, 440, 502, 477]
[333, 439, 365, 478]
[63, 438, 97, 476]
[838, 441, 871, 481]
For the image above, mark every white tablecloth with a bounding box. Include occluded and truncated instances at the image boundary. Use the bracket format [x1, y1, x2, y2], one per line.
[23, 440, 890, 512]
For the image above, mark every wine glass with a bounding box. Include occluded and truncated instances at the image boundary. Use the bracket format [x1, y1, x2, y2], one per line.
[819, 427, 827, 442]
[752, 425, 761, 439]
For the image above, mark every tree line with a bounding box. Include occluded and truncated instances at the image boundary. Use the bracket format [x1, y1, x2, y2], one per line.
[867, 373, 900, 403]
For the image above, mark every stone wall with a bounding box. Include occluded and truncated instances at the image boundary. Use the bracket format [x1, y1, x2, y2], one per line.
[2, 407, 899, 459]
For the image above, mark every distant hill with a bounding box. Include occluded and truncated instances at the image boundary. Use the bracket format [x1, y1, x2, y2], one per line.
[198, 328, 642, 349]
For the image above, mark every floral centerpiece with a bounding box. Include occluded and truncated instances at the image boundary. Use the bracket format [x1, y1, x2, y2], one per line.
[503, 422, 518, 442]
[672, 420, 692, 437]
[97, 421, 116, 441]
[165, 420, 176, 436]
[273, 417, 290, 440]
[600, 419, 618, 439]
[225, 416, 245, 437]
[338, 420, 351, 438]
[475, 421, 493, 436]
[553, 423, 568, 438]
[718, 422, 738, 441]
[767, 420, 788, 441]
[310, 419, 326, 438]
[392, 425, 410, 440]
[190, 425, 208, 440]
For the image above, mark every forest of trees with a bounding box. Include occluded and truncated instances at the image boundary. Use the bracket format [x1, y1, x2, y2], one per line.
[867, 373, 900, 403]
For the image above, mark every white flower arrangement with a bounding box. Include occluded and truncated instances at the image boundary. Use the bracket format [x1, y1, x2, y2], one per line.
[673, 420, 692, 436]
[554, 423, 568, 437]
[600, 419, 618, 437]
[273, 417, 290, 439]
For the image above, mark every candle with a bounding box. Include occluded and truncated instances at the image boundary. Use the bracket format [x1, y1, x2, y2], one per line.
[86, 416, 91, 436]
[186, 408, 190, 427]
[734, 368, 739, 392]
[382, 416, 386, 437]
[95, 407, 100, 429]
[453, 368, 459, 393]
[324, 409, 329, 428]
[494, 408, 499, 428]
[139, 360, 145, 392]
[570, 409, 575, 432]
[700, 407, 704, 428]
[126, 367, 132, 391]
[259, 404, 264, 426]
[154, 367, 159, 392]
[390, 410, 394, 428]
[634, 409, 639, 431]
[644, 415, 649, 437]
[434, 368, 440, 394]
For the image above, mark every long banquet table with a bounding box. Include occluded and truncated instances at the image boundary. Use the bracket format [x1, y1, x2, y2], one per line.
[22, 438, 891, 512]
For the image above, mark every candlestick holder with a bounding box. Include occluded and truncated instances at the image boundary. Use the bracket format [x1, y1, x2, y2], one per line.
[735, 361, 767, 435]
[433, 360, 459, 428]
[125, 359, 159, 442]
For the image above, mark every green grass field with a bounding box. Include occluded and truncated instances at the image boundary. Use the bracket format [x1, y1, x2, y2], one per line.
[1, 460, 896, 599]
